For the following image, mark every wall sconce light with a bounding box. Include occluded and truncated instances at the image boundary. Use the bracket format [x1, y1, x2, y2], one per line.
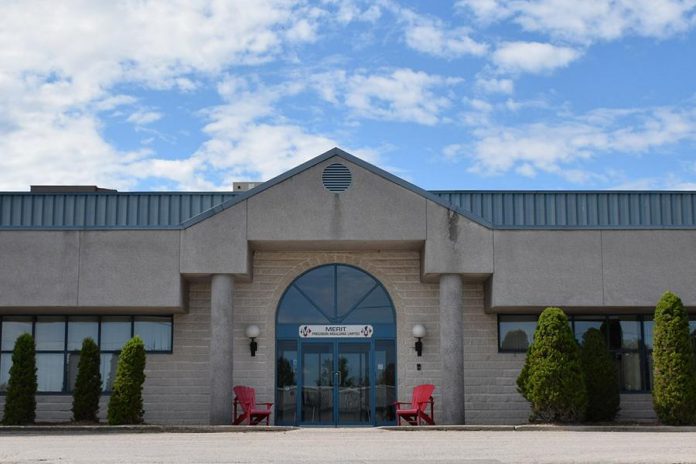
[412, 324, 426, 357]
[245, 325, 260, 357]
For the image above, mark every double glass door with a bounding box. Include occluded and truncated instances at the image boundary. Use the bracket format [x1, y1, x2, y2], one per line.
[301, 341, 371, 426]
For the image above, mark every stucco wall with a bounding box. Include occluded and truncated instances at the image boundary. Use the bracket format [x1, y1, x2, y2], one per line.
[231, 250, 442, 423]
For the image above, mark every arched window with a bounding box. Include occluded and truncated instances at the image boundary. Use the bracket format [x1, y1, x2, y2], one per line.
[276, 264, 395, 325]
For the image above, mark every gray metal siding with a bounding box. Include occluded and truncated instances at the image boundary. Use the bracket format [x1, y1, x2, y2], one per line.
[0, 193, 237, 228]
[432, 191, 696, 229]
[2, 189, 696, 229]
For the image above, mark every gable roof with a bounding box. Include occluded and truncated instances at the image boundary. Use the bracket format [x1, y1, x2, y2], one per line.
[179, 147, 493, 228]
[1, 147, 696, 230]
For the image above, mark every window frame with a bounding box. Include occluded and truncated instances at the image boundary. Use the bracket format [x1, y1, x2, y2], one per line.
[496, 314, 538, 353]
[497, 312, 696, 394]
[0, 314, 173, 395]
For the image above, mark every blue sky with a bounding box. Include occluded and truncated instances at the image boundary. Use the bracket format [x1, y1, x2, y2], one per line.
[1, 0, 696, 191]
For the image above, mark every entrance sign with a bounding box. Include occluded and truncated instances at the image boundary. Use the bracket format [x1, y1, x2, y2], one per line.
[299, 324, 373, 338]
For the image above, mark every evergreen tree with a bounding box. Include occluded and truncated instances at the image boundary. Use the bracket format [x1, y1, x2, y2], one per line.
[71, 337, 102, 422]
[2, 333, 37, 425]
[517, 307, 587, 422]
[581, 328, 620, 422]
[107, 336, 146, 425]
[652, 291, 696, 425]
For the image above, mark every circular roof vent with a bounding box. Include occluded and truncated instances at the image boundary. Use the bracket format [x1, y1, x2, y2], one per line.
[322, 163, 352, 193]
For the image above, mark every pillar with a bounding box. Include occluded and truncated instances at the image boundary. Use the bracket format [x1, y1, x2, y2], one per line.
[439, 273, 464, 424]
[209, 274, 234, 424]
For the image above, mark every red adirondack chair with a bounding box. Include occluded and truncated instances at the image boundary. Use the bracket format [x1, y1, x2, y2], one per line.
[394, 384, 435, 425]
[232, 385, 273, 425]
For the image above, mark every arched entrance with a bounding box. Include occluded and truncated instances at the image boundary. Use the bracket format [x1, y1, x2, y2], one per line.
[275, 264, 397, 426]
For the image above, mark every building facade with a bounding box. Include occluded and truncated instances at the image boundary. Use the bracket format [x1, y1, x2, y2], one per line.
[0, 148, 695, 425]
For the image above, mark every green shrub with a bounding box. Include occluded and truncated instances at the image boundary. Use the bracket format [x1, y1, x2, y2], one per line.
[71, 338, 102, 423]
[2, 333, 37, 425]
[652, 291, 696, 425]
[517, 307, 587, 423]
[107, 336, 146, 425]
[581, 328, 620, 422]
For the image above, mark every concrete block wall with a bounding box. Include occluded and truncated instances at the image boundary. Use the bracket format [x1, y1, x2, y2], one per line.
[617, 394, 656, 422]
[232, 250, 441, 423]
[462, 282, 657, 423]
[0, 282, 211, 424]
[463, 282, 530, 424]
[143, 281, 211, 424]
[0, 265, 659, 426]
[0, 395, 109, 423]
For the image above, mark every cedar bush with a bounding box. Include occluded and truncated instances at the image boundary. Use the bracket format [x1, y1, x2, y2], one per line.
[652, 291, 696, 425]
[581, 328, 620, 422]
[2, 333, 37, 425]
[517, 307, 587, 423]
[107, 336, 146, 425]
[72, 337, 102, 423]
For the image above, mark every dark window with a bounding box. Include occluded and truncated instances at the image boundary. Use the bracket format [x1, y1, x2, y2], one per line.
[375, 340, 396, 424]
[573, 316, 603, 344]
[497, 312, 695, 393]
[606, 316, 642, 391]
[0, 315, 172, 394]
[275, 340, 298, 425]
[498, 315, 537, 352]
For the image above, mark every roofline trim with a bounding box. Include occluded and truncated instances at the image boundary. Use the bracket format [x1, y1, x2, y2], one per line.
[180, 147, 495, 229]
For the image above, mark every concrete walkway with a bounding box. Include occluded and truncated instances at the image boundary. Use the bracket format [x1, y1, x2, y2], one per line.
[1, 428, 696, 463]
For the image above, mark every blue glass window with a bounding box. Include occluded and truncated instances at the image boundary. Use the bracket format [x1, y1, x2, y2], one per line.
[277, 286, 330, 324]
[1, 315, 172, 393]
[1, 317, 32, 351]
[35, 317, 65, 351]
[134, 316, 172, 351]
[100, 317, 131, 351]
[67, 317, 99, 351]
[277, 264, 395, 325]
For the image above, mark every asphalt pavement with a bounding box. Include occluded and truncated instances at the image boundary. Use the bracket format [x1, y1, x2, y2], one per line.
[0, 428, 695, 463]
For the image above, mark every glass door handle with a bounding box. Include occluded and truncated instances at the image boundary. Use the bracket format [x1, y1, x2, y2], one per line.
[335, 371, 342, 386]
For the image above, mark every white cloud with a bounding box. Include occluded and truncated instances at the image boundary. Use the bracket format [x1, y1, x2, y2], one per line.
[0, 111, 151, 190]
[0, 0, 332, 190]
[476, 77, 514, 94]
[313, 69, 462, 125]
[330, 1, 382, 23]
[443, 143, 465, 161]
[382, 1, 487, 58]
[174, 77, 380, 187]
[492, 41, 581, 74]
[449, 105, 696, 184]
[346, 70, 461, 125]
[0, 1, 322, 90]
[403, 21, 488, 58]
[457, 0, 696, 44]
[127, 110, 162, 125]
